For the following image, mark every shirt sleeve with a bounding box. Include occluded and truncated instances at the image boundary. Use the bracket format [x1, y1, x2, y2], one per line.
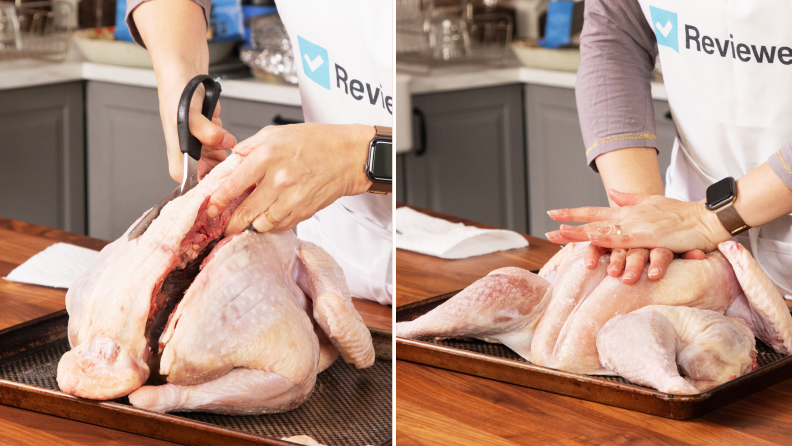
[125, 0, 211, 48]
[769, 143, 792, 190]
[575, 0, 659, 172]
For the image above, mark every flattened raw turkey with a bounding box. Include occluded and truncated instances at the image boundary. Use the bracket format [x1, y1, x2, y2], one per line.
[396, 241, 792, 394]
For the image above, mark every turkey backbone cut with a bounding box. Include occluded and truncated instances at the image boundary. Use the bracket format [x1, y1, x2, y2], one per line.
[57, 154, 375, 414]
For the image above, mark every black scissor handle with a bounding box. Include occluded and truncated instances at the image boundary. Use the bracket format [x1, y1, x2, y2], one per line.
[177, 75, 222, 161]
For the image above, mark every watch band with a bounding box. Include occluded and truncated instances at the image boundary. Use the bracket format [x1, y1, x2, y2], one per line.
[367, 126, 392, 194]
[715, 202, 751, 236]
[367, 181, 391, 194]
[374, 125, 392, 139]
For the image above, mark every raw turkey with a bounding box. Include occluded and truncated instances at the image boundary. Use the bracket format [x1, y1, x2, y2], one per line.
[598, 305, 756, 394]
[396, 241, 792, 394]
[395, 267, 551, 359]
[58, 155, 246, 399]
[57, 154, 375, 412]
[129, 230, 374, 414]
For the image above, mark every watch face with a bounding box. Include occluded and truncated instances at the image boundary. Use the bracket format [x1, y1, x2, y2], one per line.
[706, 177, 736, 211]
[368, 140, 392, 183]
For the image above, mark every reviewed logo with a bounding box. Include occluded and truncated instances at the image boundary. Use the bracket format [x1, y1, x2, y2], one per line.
[650, 6, 678, 52]
[297, 36, 330, 90]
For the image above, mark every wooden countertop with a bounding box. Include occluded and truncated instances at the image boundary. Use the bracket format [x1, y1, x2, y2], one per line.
[0, 217, 391, 445]
[395, 205, 792, 445]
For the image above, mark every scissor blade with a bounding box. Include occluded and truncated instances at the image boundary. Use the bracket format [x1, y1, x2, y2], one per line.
[127, 186, 180, 240]
[180, 155, 199, 196]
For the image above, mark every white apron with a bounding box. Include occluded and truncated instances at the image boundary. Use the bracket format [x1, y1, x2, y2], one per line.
[638, 1, 792, 296]
[275, 0, 394, 304]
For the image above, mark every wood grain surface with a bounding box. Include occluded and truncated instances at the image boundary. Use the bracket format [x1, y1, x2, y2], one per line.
[0, 216, 392, 445]
[395, 205, 792, 445]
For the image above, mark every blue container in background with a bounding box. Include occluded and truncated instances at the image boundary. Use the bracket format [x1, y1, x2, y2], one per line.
[538, 0, 574, 49]
[113, 0, 133, 42]
[114, 0, 245, 42]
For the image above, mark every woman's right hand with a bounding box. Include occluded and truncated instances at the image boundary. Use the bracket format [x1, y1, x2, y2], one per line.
[131, 0, 236, 183]
[157, 76, 237, 183]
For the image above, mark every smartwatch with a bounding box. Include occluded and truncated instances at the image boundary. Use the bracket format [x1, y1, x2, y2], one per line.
[366, 126, 392, 194]
[705, 177, 750, 236]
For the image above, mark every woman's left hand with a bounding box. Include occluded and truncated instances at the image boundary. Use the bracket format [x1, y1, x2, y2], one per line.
[206, 123, 375, 235]
[545, 189, 732, 253]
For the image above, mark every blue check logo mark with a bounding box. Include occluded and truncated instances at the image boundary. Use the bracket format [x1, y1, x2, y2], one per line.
[650, 6, 679, 52]
[656, 21, 673, 38]
[297, 36, 330, 90]
[304, 53, 324, 72]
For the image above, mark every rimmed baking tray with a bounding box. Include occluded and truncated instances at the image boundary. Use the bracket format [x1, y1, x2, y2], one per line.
[396, 289, 792, 420]
[0, 310, 392, 446]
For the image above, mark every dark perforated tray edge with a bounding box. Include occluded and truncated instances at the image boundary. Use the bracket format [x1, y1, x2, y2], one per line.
[0, 310, 393, 446]
[396, 289, 792, 420]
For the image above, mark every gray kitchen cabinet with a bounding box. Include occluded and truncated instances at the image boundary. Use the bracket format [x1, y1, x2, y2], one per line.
[0, 82, 85, 234]
[525, 84, 674, 237]
[396, 154, 406, 203]
[400, 85, 527, 232]
[86, 81, 303, 240]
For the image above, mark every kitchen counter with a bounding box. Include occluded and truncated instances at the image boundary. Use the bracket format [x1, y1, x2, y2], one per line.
[0, 59, 302, 106]
[396, 204, 792, 445]
[0, 216, 390, 445]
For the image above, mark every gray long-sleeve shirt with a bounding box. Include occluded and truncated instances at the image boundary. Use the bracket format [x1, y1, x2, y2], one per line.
[124, 0, 211, 47]
[576, 0, 792, 190]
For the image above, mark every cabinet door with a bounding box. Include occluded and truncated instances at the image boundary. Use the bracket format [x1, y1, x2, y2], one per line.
[87, 82, 304, 240]
[526, 86, 676, 237]
[526, 84, 608, 237]
[87, 82, 174, 240]
[0, 82, 85, 233]
[219, 97, 303, 142]
[396, 154, 406, 202]
[403, 85, 527, 232]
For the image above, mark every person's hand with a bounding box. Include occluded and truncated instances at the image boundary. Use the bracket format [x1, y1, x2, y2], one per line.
[158, 75, 237, 182]
[583, 244, 706, 284]
[206, 123, 375, 235]
[546, 189, 730, 257]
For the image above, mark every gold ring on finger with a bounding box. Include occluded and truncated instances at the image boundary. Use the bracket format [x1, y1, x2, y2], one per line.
[264, 207, 280, 226]
[614, 224, 622, 235]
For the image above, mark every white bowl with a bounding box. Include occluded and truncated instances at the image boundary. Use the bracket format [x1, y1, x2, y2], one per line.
[511, 39, 580, 72]
[73, 27, 237, 69]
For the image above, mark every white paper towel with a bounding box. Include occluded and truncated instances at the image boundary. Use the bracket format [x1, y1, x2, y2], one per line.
[3, 243, 99, 289]
[395, 207, 528, 259]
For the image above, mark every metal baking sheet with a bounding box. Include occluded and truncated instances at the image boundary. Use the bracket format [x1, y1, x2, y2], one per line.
[0, 310, 392, 446]
[396, 289, 792, 420]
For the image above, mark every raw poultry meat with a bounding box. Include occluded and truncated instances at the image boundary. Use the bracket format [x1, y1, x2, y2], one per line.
[598, 305, 756, 394]
[531, 243, 609, 368]
[718, 241, 792, 354]
[58, 155, 245, 399]
[396, 241, 792, 394]
[395, 267, 551, 359]
[58, 154, 374, 412]
[541, 248, 745, 374]
[128, 230, 374, 414]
